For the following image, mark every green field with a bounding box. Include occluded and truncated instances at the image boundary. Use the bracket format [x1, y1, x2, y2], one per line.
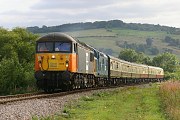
[62, 28, 180, 59]
[39, 84, 167, 120]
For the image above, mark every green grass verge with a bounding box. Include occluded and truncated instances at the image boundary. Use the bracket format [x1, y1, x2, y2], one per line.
[38, 84, 166, 120]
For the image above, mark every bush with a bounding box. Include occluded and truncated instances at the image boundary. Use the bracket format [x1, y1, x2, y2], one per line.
[0, 57, 36, 95]
[159, 81, 180, 120]
[0, 28, 38, 95]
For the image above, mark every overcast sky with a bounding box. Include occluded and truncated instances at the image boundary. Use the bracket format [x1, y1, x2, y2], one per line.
[1, 0, 180, 29]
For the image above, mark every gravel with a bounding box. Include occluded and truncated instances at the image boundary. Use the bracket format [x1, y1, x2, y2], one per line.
[0, 88, 119, 120]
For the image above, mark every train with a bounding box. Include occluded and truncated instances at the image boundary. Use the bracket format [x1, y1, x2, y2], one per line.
[34, 33, 164, 92]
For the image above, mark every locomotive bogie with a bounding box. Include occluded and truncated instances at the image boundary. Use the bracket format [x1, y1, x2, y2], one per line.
[35, 71, 72, 91]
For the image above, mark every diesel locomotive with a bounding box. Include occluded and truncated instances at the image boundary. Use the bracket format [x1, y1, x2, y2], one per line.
[34, 33, 164, 92]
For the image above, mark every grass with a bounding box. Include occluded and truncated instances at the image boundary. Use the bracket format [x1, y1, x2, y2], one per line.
[159, 81, 180, 120]
[67, 29, 121, 56]
[38, 84, 166, 120]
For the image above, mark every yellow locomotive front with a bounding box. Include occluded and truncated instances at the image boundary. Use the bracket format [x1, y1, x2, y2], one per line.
[34, 33, 77, 92]
[35, 42, 72, 71]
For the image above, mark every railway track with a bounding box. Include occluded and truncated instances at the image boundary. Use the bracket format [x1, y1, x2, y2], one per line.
[0, 92, 44, 104]
[0, 82, 155, 104]
[0, 86, 119, 104]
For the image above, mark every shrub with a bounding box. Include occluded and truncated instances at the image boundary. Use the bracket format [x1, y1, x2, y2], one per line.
[159, 81, 180, 120]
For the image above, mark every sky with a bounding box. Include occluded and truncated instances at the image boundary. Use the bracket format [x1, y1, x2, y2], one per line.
[0, 0, 180, 29]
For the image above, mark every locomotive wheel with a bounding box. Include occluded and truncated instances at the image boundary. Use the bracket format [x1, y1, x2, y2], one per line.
[61, 85, 68, 91]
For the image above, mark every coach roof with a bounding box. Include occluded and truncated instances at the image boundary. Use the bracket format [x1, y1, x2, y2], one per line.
[37, 33, 77, 42]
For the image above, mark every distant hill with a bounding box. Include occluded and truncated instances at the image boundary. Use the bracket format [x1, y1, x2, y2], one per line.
[26, 20, 180, 60]
[67, 28, 180, 60]
[27, 20, 180, 35]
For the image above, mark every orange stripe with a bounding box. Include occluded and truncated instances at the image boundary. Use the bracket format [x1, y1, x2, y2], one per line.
[69, 54, 77, 72]
[35, 55, 40, 71]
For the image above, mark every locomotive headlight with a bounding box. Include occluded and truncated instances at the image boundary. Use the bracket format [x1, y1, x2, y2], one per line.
[52, 55, 55, 59]
[38, 56, 41, 61]
[38, 56, 42, 61]
[65, 60, 69, 68]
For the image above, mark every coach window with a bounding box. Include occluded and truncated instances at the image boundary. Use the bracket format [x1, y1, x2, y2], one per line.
[132, 67, 134, 73]
[126, 65, 127, 71]
[102, 59, 104, 64]
[116, 62, 119, 69]
[122, 65, 124, 72]
[111, 62, 113, 69]
[105, 60, 108, 71]
[119, 63, 121, 71]
[137, 68, 139, 73]
[102, 59, 105, 71]
[99, 62, 101, 70]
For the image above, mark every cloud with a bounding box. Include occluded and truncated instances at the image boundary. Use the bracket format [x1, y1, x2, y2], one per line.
[1, 0, 180, 28]
[29, 0, 166, 21]
[31, 0, 118, 10]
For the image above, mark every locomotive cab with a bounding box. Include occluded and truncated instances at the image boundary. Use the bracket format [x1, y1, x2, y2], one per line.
[35, 41, 76, 71]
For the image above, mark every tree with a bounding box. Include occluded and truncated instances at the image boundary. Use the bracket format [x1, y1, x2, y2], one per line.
[0, 27, 39, 95]
[149, 46, 159, 55]
[146, 38, 153, 46]
[136, 52, 152, 65]
[119, 49, 138, 62]
[164, 36, 172, 43]
[118, 49, 151, 64]
[152, 52, 179, 73]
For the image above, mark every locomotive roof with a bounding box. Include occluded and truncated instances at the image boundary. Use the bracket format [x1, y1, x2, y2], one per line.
[37, 33, 93, 51]
[109, 55, 131, 64]
[36, 33, 77, 42]
[148, 65, 163, 70]
[109, 55, 148, 67]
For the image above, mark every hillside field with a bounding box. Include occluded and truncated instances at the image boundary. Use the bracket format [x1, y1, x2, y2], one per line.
[56, 28, 180, 59]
